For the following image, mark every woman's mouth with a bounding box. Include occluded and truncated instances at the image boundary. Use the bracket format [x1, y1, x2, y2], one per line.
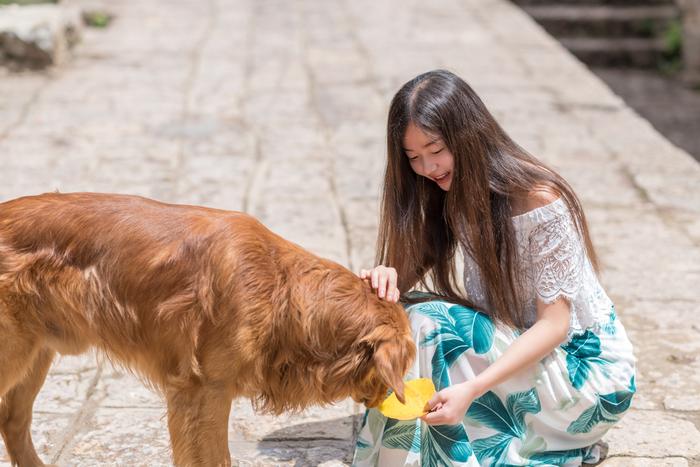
[434, 172, 450, 184]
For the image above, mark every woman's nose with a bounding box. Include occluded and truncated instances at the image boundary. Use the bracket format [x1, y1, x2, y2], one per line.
[424, 161, 438, 175]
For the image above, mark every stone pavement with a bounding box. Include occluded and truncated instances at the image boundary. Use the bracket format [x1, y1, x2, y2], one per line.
[0, 0, 699, 465]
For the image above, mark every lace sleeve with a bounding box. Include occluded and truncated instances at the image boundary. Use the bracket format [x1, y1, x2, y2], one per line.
[527, 209, 586, 305]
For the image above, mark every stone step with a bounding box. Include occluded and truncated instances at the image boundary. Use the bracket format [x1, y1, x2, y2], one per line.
[560, 36, 669, 67]
[523, 5, 679, 38]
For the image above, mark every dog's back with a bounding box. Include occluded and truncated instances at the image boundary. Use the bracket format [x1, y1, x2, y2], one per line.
[0, 191, 237, 269]
[0, 193, 254, 375]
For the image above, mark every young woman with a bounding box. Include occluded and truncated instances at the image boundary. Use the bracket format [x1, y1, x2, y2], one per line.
[353, 70, 636, 466]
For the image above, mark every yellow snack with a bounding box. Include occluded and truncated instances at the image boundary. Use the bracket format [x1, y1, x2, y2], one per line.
[378, 378, 436, 420]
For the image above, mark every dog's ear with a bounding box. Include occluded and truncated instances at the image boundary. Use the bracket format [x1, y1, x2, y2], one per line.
[372, 335, 412, 404]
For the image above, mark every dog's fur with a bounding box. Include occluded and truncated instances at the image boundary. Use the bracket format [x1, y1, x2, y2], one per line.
[0, 192, 415, 466]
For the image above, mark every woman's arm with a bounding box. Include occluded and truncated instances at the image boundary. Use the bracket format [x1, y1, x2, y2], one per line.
[421, 297, 571, 425]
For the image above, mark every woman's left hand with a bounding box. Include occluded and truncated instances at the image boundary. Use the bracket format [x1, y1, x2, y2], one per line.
[420, 381, 481, 426]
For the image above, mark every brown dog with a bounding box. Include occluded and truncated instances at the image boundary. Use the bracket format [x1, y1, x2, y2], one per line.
[0, 192, 415, 466]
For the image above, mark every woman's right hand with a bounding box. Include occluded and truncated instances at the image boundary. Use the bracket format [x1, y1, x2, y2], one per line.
[359, 265, 400, 303]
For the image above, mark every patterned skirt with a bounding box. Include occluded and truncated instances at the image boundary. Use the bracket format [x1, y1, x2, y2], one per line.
[352, 298, 636, 466]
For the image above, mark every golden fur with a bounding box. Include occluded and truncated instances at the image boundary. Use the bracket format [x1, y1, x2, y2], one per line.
[0, 192, 415, 466]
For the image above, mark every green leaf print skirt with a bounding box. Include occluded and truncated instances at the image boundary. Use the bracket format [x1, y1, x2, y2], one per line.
[352, 297, 636, 466]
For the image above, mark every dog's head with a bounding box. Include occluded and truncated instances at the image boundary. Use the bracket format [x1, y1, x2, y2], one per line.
[349, 302, 416, 407]
[255, 261, 415, 414]
[321, 278, 416, 409]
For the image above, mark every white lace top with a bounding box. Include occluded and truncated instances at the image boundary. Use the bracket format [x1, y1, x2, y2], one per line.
[462, 197, 614, 341]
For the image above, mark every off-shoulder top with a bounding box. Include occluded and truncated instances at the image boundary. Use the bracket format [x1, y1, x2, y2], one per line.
[462, 197, 614, 342]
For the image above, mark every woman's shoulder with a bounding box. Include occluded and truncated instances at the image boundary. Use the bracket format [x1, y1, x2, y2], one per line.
[511, 184, 561, 218]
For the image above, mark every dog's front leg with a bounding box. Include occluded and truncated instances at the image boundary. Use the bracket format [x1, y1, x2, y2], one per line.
[0, 348, 55, 467]
[165, 382, 232, 467]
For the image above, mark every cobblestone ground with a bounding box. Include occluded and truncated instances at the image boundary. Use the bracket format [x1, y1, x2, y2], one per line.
[1, 0, 699, 465]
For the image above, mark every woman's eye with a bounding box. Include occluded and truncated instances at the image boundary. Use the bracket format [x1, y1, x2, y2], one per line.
[407, 156, 418, 161]
[432, 148, 444, 155]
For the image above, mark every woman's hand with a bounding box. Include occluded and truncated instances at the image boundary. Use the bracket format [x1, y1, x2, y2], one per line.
[420, 298, 571, 426]
[420, 381, 481, 426]
[359, 265, 400, 303]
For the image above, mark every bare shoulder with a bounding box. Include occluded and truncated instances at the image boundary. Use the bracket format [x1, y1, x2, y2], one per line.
[511, 184, 561, 216]
[526, 184, 561, 210]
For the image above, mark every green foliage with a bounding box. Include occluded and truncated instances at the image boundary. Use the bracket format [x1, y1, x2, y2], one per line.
[379, 417, 473, 465]
[420, 423, 473, 465]
[665, 19, 683, 55]
[467, 388, 542, 464]
[638, 18, 655, 38]
[659, 19, 683, 75]
[561, 329, 607, 390]
[83, 10, 112, 28]
[567, 375, 636, 434]
[413, 302, 495, 390]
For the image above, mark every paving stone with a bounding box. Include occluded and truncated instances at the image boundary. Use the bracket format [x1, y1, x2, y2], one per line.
[256, 123, 327, 162]
[664, 395, 700, 412]
[621, 320, 700, 411]
[599, 457, 689, 467]
[584, 207, 700, 303]
[94, 368, 165, 409]
[229, 398, 358, 442]
[604, 409, 700, 458]
[560, 167, 644, 209]
[33, 367, 99, 414]
[58, 407, 171, 465]
[0, 412, 73, 467]
[573, 107, 700, 215]
[231, 442, 353, 467]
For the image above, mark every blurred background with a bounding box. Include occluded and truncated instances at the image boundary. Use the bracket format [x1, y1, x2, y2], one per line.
[512, 0, 700, 162]
[3, 0, 698, 162]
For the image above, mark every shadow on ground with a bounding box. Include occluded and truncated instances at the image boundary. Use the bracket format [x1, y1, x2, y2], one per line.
[255, 415, 615, 466]
[237, 415, 363, 466]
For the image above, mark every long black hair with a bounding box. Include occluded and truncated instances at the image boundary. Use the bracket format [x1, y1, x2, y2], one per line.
[377, 69, 598, 328]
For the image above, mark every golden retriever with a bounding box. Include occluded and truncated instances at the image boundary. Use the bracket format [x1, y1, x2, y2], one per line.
[0, 192, 415, 466]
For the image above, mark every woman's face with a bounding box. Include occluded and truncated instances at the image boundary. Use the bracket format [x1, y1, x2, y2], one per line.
[402, 122, 454, 191]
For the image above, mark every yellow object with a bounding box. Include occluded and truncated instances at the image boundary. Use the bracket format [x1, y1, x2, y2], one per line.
[377, 378, 436, 420]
